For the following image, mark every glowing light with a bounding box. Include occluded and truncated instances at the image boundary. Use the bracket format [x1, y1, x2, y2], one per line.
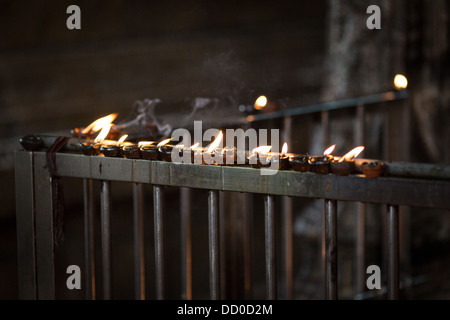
[394, 74, 408, 90]
[157, 138, 172, 147]
[281, 143, 288, 155]
[339, 146, 365, 162]
[254, 96, 268, 110]
[94, 124, 112, 144]
[82, 113, 117, 134]
[206, 131, 223, 153]
[116, 134, 128, 146]
[138, 141, 155, 147]
[252, 146, 272, 155]
[324, 145, 336, 156]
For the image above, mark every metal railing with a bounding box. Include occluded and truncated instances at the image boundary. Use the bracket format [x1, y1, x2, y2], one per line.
[14, 150, 450, 300]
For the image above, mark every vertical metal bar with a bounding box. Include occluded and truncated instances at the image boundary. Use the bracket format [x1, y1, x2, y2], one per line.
[14, 151, 37, 299]
[33, 153, 55, 299]
[208, 190, 220, 300]
[265, 194, 277, 300]
[324, 199, 338, 300]
[243, 193, 253, 300]
[321, 111, 329, 299]
[133, 183, 145, 300]
[83, 179, 95, 300]
[355, 203, 365, 296]
[180, 187, 192, 300]
[387, 205, 399, 300]
[355, 104, 365, 297]
[282, 196, 293, 300]
[153, 185, 165, 300]
[282, 116, 293, 300]
[100, 180, 112, 300]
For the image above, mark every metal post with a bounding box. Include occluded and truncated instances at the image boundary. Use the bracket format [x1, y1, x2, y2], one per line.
[282, 196, 293, 300]
[15, 151, 37, 299]
[180, 187, 192, 300]
[282, 116, 293, 300]
[100, 180, 112, 300]
[387, 205, 399, 300]
[208, 190, 220, 300]
[324, 199, 338, 300]
[265, 195, 277, 300]
[33, 154, 56, 299]
[355, 203, 365, 296]
[83, 179, 95, 300]
[133, 183, 145, 300]
[153, 185, 165, 300]
[243, 193, 253, 300]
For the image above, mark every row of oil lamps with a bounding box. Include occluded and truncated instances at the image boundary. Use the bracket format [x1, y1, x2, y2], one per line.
[74, 115, 367, 176]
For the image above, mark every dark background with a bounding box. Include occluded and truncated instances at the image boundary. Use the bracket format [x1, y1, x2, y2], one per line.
[1, 0, 449, 299]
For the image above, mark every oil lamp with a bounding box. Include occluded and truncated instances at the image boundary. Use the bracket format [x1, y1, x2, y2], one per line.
[330, 146, 364, 175]
[309, 145, 335, 174]
[139, 141, 158, 160]
[248, 146, 272, 169]
[100, 134, 128, 158]
[360, 161, 385, 178]
[79, 124, 112, 156]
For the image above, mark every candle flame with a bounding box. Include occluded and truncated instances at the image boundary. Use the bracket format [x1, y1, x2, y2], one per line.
[82, 113, 117, 134]
[339, 146, 365, 162]
[252, 146, 272, 155]
[157, 138, 172, 147]
[206, 131, 223, 153]
[116, 134, 128, 146]
[324, 145, 336, 156]
[189, 143, 200, 150]
[94, 124, 112, 144]
[138, 141, 155, 147]
[254, 95, 268, 110]
[281, 142, 288, 155]
[394, 74, 408, 90]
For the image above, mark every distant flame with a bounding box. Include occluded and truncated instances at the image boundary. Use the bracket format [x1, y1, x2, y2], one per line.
[206, 131, 223, 153]
[324, 145, 336, 156]
[282, 143, 288, 155]
[339, 146, 365, 162]
[94, 124, 112, 144]
[157, 138, 172, 147]
[116, 134, 128, 146]
[254, 96, 268, 110]
[394, 74, 408, 90]
[138, 141, 155, 147]
[252, 146, 272, 155]
[190, 143, 200, 150]
[82, 113, 117, 134]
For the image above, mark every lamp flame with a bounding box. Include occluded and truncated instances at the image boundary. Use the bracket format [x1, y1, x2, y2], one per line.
[206, 131, 223, 153]
[324, 145, 336, 156]
[254, 96, 268, 110]
[116, 134, 128, 146]
[190, 143, 200, 150]
[82, 113, 118, 134]
[339, 146, 365, 162]
[157, 138, 172, 147]
[252, 146, 272, 155]
[282, 143, 288, 155]
[94, 124, 112, 144]
[138, 141, 155, 147]
[394, 74, 408, 90]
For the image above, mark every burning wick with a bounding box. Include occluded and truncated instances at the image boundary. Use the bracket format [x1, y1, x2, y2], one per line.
[82, 113, 117, 135]
[324, 145, 336, 157]
[157, 138, 172, 148]
[138, 141, 154, 148]
[331, 146, 364, 175]
[116, 134, 128, 146]
[338, 146, 364, 162]
[206, 131, 223, 153]
[94, 124, 112, 144]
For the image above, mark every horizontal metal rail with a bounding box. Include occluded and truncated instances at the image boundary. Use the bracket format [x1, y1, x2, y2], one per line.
[24, 151, 450, 210]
